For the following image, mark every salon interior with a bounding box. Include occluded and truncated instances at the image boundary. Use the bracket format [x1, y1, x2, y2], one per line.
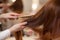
[0, 0, 48, 40]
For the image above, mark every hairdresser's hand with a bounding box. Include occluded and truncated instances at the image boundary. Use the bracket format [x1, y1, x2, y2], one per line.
[9, 22, 27, 33]
[0, 12, 20, 19]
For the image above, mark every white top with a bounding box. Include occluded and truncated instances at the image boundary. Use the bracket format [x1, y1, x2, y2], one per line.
[0, 29, 11, 40]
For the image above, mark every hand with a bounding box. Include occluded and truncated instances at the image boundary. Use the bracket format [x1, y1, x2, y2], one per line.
[0, 12, 20, 19]
[9, 22, 27, 33]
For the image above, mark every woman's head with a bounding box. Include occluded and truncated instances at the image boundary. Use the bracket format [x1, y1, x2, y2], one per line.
[10, 0, 23, 13]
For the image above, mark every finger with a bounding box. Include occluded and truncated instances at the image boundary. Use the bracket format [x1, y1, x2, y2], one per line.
[20, 26, 26, 30]
[20, 22, 27, 26]
[8, 16, 17, 19]
[21, 26, 26, 28]
[10, 13, 20, 16]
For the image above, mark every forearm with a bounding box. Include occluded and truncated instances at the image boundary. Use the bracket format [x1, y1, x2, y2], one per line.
[0, 29, 11, 40]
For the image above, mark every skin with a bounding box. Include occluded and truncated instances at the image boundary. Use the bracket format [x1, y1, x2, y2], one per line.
[9, 22, 27, 33]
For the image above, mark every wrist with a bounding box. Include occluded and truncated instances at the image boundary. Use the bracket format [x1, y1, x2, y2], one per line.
[9, 28, 15, 34]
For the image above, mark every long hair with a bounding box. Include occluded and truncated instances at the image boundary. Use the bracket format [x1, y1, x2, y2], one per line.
[25, 0, 60, 40]
[10, 0, 23, 13]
